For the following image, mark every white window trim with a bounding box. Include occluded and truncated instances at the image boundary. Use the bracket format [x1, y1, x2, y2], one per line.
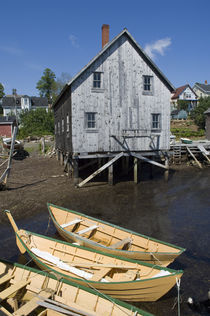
[151, 113, 161, 132]
[91, 72, 104, 93]
[85, 112, 98, 132]
[143, 75, 154, 96]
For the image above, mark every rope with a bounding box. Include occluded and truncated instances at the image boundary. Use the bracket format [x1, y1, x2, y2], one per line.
[149, 252, 163, 266]
[172, 277, 181, 316]
[45, 216, 51, 235]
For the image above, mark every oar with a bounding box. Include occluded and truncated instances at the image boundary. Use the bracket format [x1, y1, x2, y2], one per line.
[4, 210, 27, 254]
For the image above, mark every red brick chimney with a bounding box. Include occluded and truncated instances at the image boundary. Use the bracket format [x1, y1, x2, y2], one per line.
[102, 24, 109, 48]
[205, 80, 208, 84]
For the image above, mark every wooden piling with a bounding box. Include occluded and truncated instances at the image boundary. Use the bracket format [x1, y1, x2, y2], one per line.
[134, 157, 138, 184]
[73, 156, 79, 186]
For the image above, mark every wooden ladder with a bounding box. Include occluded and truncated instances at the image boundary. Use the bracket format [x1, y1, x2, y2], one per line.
[172, 146, 182, 164]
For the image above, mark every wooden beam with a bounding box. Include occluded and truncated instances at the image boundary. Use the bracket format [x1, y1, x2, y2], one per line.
[186, 147, 202, 169]
[131, 152, 168, 169]
[38, 298, 96, 316]
[197, 145, 210, 163]
[77, 152, 124, 188]
[134, 157, 138, 184]
[13, 289, 52, 316]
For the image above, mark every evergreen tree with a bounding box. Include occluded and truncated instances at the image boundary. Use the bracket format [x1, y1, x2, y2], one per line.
[0, 83, 5, 99]
[36, 68, 56, 103]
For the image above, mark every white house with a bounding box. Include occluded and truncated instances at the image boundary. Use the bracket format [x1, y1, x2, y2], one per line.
[2, 92, 48, 116]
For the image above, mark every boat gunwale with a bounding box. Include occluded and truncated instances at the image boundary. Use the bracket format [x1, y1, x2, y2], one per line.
[47, 202, 185, 253]
[0, 258, 154, 316]
[15, 230, 183, 284]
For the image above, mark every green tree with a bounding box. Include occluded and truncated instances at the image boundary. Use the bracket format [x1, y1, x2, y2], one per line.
[0, 83, 5, 99]
[36, 68, 56, 103]
[191, 97, 210, 129]
[18, 108, 54, 138]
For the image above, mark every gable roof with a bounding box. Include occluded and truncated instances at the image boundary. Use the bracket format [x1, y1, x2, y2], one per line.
[2, 96, 48, 107]
[171, 84, 197, 100]
[53, 28, 175, 107]
[194, 83, 210, 95]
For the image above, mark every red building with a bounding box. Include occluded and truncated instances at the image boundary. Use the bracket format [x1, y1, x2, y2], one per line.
[0, 116, 17, 138]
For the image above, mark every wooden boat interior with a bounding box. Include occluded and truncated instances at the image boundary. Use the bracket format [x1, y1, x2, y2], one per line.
[0, 260, 149, 316]
[18, 229, 174, 283]
[49, 204, 182, 255]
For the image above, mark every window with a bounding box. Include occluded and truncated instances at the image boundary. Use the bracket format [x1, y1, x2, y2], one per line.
[24, 98, 28, 105]
[62, 118, 64, 133]
[93, 72, 101, 88]
[58, 122, 60, 135]
[151, 113, 161, 130]
[66, 113, 70, 132]
[86, 112, 96, 129]
[143, 76, 153, 95]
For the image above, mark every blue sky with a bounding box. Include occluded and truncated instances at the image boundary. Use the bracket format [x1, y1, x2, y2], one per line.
[1, 0, 210, 96]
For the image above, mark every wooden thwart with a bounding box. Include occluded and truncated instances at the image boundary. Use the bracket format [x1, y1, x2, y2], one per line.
[110, 237, 132, 249]
[13, 289, 52, 316]
[77, 225, 99, 235]
[0, 279, 30, 302]
[61, 218, 83, 228]
[91, 267, 112, 281]
[0, 274, 14, 285]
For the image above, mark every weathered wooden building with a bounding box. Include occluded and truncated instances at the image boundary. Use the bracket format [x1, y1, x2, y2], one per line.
[53, 25, 175, 186]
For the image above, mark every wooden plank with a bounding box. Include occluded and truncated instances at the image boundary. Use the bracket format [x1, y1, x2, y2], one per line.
[13, 290, 52, 316]
[91, 267, 112, 282]
[77, 152, 124, 187]
[186, 147, 202, 169]
[38, 298, 96, 316]
[0, 279, 30, 302]
[77, 225, 98, 235]
[197, 145, 210, 163]
[61, 218, 83, 228]
[0, 305, 13, 316]
[131, 152, 168, 169]
[0, 274, 14, 285]
[197, 144, 210, 155]
[110, 237, 132, 249]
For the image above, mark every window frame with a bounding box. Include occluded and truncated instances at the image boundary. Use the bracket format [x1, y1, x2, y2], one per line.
[151, 113, 161, 131]
[85, 112, 97, 130]
[143, 75, 154, 95]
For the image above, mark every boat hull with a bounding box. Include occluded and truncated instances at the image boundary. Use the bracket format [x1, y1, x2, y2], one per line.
[0, 259, 153, 316]
[15, 229, 183, 302]
[48, 203, 185, 267]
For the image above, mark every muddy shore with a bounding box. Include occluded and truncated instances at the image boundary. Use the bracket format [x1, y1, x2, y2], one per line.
[0, 152, 210, 316]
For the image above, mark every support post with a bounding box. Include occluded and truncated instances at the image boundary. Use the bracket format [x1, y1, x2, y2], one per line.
[73, 156, 79, 186]
[108, 158, 114, 185]
[60, 152, 64, 166]
[164, 156, 169, 182]
[134, 157, 138, 184]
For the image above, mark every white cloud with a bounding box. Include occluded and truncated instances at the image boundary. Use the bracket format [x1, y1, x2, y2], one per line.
[69, 34, 79, 48]
[0, 45, 23, 56]
[144, 37, 171, 60]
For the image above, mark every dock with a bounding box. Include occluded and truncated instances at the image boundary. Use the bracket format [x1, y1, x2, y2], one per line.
[170, 140, 210, 168]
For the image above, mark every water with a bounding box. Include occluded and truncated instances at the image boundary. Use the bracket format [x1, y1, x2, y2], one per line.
[1, 167, 210, 315]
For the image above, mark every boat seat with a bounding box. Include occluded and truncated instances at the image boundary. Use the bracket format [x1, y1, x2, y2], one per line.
[91, 267, 112, 282]
[0, 274, 14, 286]
[110, 237, 132, 250]
[60, 218, 83, 229]
[77, 225, 99, 236]
[0, 279, 31, 302]
[13, 289, 52, 316]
